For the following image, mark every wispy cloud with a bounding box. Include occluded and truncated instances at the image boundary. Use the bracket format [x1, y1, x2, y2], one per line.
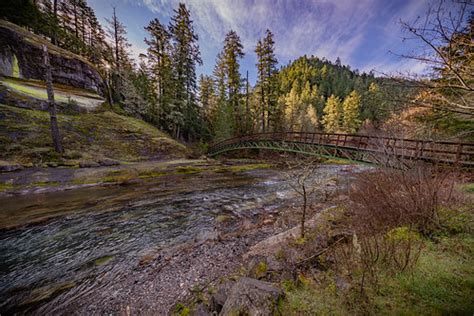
[138, 0, 377, 61]
[95, 0, 437, 78]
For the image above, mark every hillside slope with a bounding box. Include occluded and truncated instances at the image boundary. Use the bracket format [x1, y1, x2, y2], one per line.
[0, 104, 189, 168]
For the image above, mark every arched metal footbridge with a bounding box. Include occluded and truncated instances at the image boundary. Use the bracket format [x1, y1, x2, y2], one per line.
[208, 132, 474, 168]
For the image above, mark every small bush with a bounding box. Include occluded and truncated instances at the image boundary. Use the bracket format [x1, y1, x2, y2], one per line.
[348, 165, 459, 237]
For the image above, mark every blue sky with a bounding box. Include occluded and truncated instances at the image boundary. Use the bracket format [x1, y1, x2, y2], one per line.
[88, 0, 436, 84]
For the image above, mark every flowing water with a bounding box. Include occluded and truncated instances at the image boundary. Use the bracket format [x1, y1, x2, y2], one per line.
[0, 165, 350, 313]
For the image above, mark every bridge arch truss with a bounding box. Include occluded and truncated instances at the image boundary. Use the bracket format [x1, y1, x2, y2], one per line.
[208, 132, 474, 169]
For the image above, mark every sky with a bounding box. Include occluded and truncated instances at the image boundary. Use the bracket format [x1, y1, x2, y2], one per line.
[88, 0, 437, 84]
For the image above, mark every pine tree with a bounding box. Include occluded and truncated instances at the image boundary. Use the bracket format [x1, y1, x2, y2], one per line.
[169, 3, 202, 140]
[300, 81, 319, 131]
[322, 94, 342, 132]
[145, 18, 174, 128]
[342, 90, 361, 133]
[255, 29, 278, 132]
[306, 105, 318, 131]
[199, 74, 218, 130]
[106, 8, 130, 70]
[105, 8, 131, 101]
[283, 83, 301, 131]
[221, 30, 244, 135]
[363, 82, 387, 128]
[121, 72, 149, 117]
[212, 51, 234, 138]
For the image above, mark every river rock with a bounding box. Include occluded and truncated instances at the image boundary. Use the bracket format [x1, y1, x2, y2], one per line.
[210, 281, 235, 313]
[190, 303, 212, 316]
[0, 161, 23, 172]
[243, 206, 337, 261]
[98, 158, 120, 166]
[219, 277, 284, 316]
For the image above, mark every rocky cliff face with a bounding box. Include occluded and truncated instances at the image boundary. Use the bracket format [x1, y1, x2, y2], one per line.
[0, 20, 104, 95]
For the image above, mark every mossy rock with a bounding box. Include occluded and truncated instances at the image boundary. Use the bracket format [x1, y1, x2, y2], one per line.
[20, 281, 76, 306]
[94, 255, 114, 266]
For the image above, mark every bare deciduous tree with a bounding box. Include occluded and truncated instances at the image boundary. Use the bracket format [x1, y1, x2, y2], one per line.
[285, 158, 331, 238]
[395, 1, 473, 116]
[42, 45, 63, 154]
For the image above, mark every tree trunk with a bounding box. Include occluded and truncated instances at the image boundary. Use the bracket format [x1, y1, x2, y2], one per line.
[81, 12, 86, 44]
[42, 45, 64, 154]
[73, 1, 78, 38]
[246, 70, 250, 132]
[113, 8, 120, 69]
[261, 87, 265, 132]
[52, 0, 58, 45]
[301, 185, 307, 238]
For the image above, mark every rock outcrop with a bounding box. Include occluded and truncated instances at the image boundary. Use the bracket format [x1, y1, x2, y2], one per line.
[0, 19, 104, 94]
[219, 278, 284, 316]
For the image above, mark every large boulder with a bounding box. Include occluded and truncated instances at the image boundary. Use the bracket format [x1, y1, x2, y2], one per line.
[0, 19, 105, 94]
[220, 278, 284, 316]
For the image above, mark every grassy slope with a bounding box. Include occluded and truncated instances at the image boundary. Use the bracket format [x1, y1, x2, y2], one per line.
[0, 104, 189, 166]
[282, 234, 474, 315]
[280, 192, 474, 315]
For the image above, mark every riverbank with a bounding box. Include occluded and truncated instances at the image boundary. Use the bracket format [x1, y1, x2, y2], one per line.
[178, 168, 474, 315]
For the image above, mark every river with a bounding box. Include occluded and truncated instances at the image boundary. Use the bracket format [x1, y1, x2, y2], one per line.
[0, 163, 352, 314]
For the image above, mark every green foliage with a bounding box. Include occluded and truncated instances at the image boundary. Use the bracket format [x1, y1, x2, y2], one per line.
[282, 81, 320, 132]
[386, 226, 421, 243]
[460, 183, 474, 194]
[213, 102, 234, 140]
[322, 94, 343, 132]
[361, 82, 389, 128]
[255, 29, 279, 132]
[255, 261, 268, 278]
[174, 303, 190, 316]
[169, 3, 204, 140]
[342, 90, 361, 133]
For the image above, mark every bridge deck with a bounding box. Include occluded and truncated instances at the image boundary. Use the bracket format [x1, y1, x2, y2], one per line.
[208, 132, 474, 168]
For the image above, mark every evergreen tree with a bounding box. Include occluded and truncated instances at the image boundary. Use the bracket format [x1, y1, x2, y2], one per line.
[300, 81, 320, 131]
[306, 105, 318, 131]
[322, 94, 342, 132]
[342, 90, 362, 133]
[199, 74, 218, 131]
[106, 8, 130, 70]
[145, 18, 174, 128]
[362, 82, 388, 128]
[105, 8, 131, 102]
[121, 71, 149, 117]
[283, 81, 319, 132]
[255, 29, 278, 132]
[212, 51, 234, 138]
[283, 83, 302, 131]
[169, 3, 202, 140]
[221, 30, 244, 135]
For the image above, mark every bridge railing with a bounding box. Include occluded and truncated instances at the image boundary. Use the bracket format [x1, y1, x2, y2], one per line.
[209, 132, 474, 166]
